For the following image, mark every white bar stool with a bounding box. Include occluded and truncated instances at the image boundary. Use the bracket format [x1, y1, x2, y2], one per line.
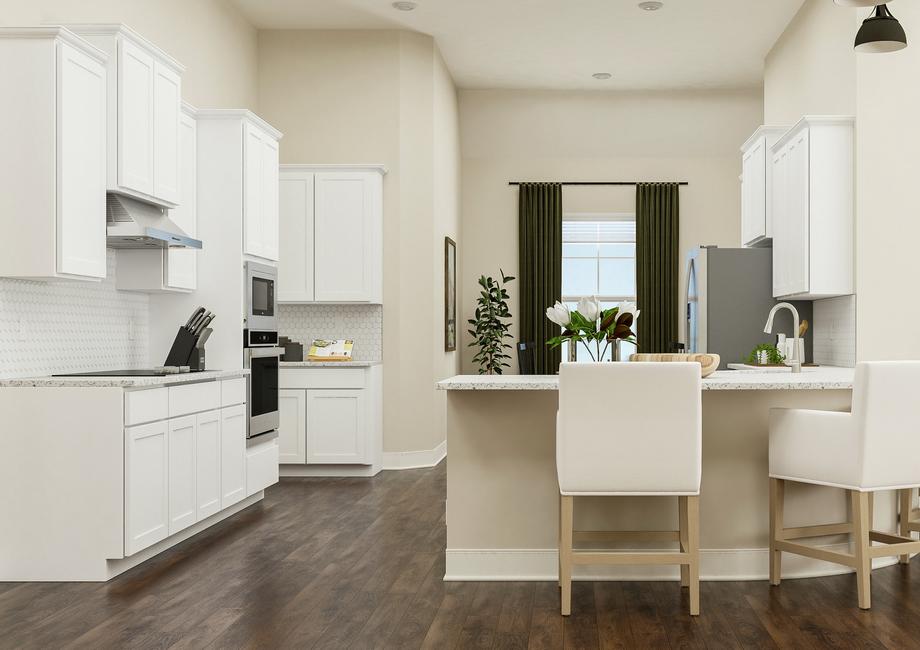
[556, 362, 702, 616]
[769, 361, 920, 609]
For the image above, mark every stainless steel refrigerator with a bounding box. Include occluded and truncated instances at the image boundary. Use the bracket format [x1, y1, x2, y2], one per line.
[685, 246, 811, 369]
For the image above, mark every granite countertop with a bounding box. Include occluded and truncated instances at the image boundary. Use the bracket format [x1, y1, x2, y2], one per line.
[280, 361, 381, 368]
[0, 369, 250, 389]
[437, 366, 855, 391]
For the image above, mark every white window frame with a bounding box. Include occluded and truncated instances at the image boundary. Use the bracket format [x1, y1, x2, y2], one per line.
[562, 212, 636, 305]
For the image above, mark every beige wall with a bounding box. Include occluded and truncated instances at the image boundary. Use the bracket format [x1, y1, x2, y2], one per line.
[258, 30, 460, 455]
[459, 88, 763, 372]
[763, 0, 856, 125]
[0, 0, 258, 108]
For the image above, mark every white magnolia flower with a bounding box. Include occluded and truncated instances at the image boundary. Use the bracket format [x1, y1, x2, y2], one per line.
[617, 301, 640, 323]
[577, 296, 601, 323]
[545, 301, 571, 328]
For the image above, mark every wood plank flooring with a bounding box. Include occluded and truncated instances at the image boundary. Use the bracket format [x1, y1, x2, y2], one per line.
[3, 460, 920, 648]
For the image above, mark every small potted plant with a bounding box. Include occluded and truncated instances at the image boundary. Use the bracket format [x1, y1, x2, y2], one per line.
[467, 270, 515, 375]
[545, 297, 639, 361]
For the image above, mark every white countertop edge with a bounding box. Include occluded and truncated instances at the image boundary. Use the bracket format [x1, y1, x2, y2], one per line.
[437, 367, 855, 392]
[280, 361, 381, 368]
[0, 369, 251, 389]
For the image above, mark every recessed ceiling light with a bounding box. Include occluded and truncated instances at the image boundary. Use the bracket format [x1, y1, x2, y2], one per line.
[592, 72, 612, 80]
[638, 1, 664, 10]
[392, 1, 418, 10]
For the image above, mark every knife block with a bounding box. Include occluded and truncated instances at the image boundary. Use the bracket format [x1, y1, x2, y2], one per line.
[188, 329, 211, 371]
[164, 327, 199, 367]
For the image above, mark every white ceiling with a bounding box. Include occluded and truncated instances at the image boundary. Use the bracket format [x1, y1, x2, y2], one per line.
[231, 0, 806, 90]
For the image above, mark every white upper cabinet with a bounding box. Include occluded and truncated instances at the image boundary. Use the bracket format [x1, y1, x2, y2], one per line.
[740, 126, 788, 248]
[0, 28, 107, 281]
[278, 170, 315, 302]
[770, 116, 854, 300]
[70, 24, 184, 209]
[278, 165, 384, 304]
[243, 122, 281, 261]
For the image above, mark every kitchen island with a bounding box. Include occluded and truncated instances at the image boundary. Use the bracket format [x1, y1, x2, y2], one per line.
[437, 367, 904, 581]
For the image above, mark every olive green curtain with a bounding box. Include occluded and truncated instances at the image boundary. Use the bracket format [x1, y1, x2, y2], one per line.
[636, 183, 680, 354]
[519, 183, 563, 374]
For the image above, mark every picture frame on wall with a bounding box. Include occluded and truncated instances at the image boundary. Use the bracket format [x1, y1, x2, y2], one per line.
[445, 236, 457, 351]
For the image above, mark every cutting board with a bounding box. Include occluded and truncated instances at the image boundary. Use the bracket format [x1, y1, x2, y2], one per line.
[629, 353, 720, 378]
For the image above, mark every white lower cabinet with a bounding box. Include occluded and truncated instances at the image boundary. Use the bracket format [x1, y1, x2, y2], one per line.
[220, 404, 247, 508]
[306, 389, 367, 464]
[195, 409, 221, 521]
[126, 420, 169, 556]
[246, 437, 280, 496]
[278, 389, 307, 463]
[167, 415, 197, 535]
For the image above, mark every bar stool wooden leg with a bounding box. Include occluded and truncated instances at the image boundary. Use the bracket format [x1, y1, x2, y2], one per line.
[852, 490, 871, 610]
[679, 495, 689, 588]
[560, 495, 574, 616]
[686, 495, 700, 616]
[558, 495, 562, 587]
[899, 488, 912, 565]
[769, 478, 784, 586]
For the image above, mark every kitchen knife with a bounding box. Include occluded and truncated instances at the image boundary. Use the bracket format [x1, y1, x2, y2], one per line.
[189, 309, 208, 333]
[195, 313, 215, 337]
[185, 307, 205, 331]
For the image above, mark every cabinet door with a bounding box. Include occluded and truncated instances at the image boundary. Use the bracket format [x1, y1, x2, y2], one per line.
[278, 172, 315, 302]
[57, 40, 107, 279]
[261, 137, 280, 261]
[220, 404, 247, 508]
[306, 389, 368, 464]
[125, 420, 169, 555]
[278, 389, 307, 464]
[196, 410, 221, 521]
[152, 60, 181, 205]
[786, 130, 810, 296]
[741, 138, 767, 246]
[117, 38, 155, 197]
[167, 415, 197, 535]
[314, 173, 376, 301]
[771, 145, 790, 297]
[165, 109, 197, 290]
[243, 123, 265, 258]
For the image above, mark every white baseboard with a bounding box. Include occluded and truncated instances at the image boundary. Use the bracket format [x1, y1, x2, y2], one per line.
[383, 440, 447, 470]
[445, 544, 900, 582]
[280, 464, 382, 478]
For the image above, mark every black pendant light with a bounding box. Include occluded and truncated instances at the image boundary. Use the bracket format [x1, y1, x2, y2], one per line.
[854, 4, 908, 53]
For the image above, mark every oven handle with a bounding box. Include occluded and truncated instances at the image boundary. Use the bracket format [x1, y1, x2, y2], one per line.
[245, 346, 284, 360]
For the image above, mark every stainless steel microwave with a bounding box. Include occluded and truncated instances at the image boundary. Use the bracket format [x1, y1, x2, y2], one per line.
[245, 261, 277, 332]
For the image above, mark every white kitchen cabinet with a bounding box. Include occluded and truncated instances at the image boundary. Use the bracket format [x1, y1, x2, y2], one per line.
[220, 404, 247, 508]
[770, 116, 854, 300]
[740, 126, 788, 248]
[196, 409, 221, 521]
[116, 102, 198, 293]
[167, 415, 197, 535]
[71, 24, 184, 208]
[246, 437, 280, 497]
[278, 165, 384, 304]
[244, 122, 281, 261]
[278, 388, 307, 463]
[278, 171, 316, 302]
[126, 420, 169, 555]
[306, 389, 368, 464]
[0, 28, 107, 281]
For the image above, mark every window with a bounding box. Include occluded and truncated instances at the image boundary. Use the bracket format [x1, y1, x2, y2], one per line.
[561, 214, 637, 362]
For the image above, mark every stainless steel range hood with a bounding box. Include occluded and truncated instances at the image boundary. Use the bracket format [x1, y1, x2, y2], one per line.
[106, 194, 203, 250]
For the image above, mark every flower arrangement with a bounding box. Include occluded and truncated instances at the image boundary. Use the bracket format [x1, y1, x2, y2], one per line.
[545, 297, 639, 361]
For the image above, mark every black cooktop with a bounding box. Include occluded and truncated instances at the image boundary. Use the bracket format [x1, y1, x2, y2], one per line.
[53, 369, 208, 377]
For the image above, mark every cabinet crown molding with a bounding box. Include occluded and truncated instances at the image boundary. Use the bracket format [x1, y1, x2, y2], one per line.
[771, 115, 856, 153]
[740, 125, 791, 154]
[196, 109, 283, 140]
[280, 164, 387, 176]
[64, 23, 185, 73]
[0, 26, 108, 63]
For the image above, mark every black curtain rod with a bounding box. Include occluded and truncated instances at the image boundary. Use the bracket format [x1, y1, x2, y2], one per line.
[508, 181, 688, 186]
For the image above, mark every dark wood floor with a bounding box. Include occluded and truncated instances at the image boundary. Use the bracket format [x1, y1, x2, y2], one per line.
[4, 461, 920, 648]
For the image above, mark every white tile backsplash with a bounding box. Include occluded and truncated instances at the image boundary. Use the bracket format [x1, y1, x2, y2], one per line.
[279, 304, 382, 362]
[812, 295, 856, 368]
[0, 252, 149, 379]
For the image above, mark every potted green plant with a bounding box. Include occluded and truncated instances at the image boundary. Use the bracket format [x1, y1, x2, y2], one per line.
[545, 297, 638, 361]
[467, 270, 515, 375]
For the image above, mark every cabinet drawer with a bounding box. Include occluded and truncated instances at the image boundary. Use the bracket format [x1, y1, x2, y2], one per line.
[246, 438, 279, 496]
[280, 367, 366, 390]
[168, 381, 220, 417]
[221, 377, 247, 407]
[125, 388, 168, 426]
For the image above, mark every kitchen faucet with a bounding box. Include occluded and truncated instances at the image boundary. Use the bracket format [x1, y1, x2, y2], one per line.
[764, 303, 801, 373]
